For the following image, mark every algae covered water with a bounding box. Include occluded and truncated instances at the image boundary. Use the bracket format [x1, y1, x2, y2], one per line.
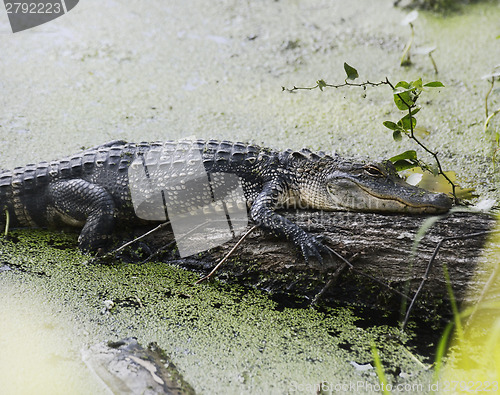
[0, 0, 499, 393]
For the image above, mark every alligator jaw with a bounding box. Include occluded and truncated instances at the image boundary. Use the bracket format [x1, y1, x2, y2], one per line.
[325, 179, 452, 214]
[356, 183, 453, 214]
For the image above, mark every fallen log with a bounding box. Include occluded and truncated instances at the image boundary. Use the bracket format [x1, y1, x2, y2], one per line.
[130, 210, 497, 312]
[82, 337, 195, 395]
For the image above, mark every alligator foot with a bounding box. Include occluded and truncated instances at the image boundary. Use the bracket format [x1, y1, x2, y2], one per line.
[47, 179, 115, 252]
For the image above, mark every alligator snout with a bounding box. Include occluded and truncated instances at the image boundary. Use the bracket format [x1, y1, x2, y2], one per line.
[423, 191, 453, 213]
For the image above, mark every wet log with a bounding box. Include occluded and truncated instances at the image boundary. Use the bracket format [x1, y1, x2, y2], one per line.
[82, 337, 195, 395]
[137, 211, 497, 311]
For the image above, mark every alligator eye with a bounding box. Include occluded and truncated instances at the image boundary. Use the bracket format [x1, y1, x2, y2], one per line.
[363, 165, 384, 177]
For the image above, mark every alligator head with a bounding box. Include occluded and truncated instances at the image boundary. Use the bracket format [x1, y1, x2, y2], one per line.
[300, 159, 452, 214]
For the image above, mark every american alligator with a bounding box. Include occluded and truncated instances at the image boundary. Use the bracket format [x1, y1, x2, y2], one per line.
[0, 139, 452, 261]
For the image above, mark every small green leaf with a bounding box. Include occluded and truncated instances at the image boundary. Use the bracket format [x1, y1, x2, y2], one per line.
[392, 160, 419, 171]
[394, 93, 415, 111]
[393, 81, 416, 110]
[395, 81, 410, 89]
[410, 106, 421, 116]
[317, 79, 327, 91]
[397, 113, 417, 131]
[393, 130, 403, 141]
[343, 62, 359, 80]
[383, 121, 401, 131]
[389, 151, 419, 172]
[423, 81, 445, 88]
[410, 78, 423, 90]
[389, 150, 418, 162]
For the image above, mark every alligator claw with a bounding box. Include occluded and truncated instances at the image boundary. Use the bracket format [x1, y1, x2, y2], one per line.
[298, 234, 332, 264]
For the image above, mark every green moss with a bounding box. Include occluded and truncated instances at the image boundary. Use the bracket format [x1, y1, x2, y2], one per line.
[0, 228, 437, 393]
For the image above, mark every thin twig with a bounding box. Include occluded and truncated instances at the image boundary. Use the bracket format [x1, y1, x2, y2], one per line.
[401, 230, 496, 330]
[140, 239, 176, 264]
[324, 245, 411, 300]
[352, 267, 411, 300]
[140, 219, 213, 263]
[311, 261, 348, 306]
[283, 79, 389, 93]
[98, 221, 171, 261]
[323, 244, 353, 269]
[195, 225, 258, 284]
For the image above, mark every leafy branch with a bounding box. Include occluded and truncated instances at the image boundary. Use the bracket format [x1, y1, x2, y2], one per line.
[283, 62, 458, 202]
[282, 64, 388, 93]
[382, 78, 457, 201]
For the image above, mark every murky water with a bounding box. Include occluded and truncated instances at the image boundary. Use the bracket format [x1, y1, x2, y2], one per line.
[0, 282, 110, 395]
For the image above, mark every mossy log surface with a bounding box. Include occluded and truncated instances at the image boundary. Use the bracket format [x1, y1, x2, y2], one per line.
[137, 211, 496, 309]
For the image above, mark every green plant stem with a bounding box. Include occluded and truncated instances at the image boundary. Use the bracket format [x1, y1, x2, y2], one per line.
[428, 52, 438, 74]
[433, 321, 454, 381]
[484, 77, 499, 169]
[3, 209, 9, 237]
[485, 78, 495, 118]
[371, 341, 391, 395]
[407, 108, 458, 202]
[400, 23, 414, 66]
[485, 107, 500, 132]
[444, 265, 464, 342]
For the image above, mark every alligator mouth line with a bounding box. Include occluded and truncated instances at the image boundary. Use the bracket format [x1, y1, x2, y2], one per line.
[356, 183, 447, 210]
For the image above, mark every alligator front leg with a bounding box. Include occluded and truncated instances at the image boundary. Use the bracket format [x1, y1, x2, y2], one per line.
[250, 182, 328, 263]
[47, 179, 115, 253]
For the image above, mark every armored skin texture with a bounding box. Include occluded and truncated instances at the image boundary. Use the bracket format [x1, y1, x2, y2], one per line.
[0, 140, 452, 261]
